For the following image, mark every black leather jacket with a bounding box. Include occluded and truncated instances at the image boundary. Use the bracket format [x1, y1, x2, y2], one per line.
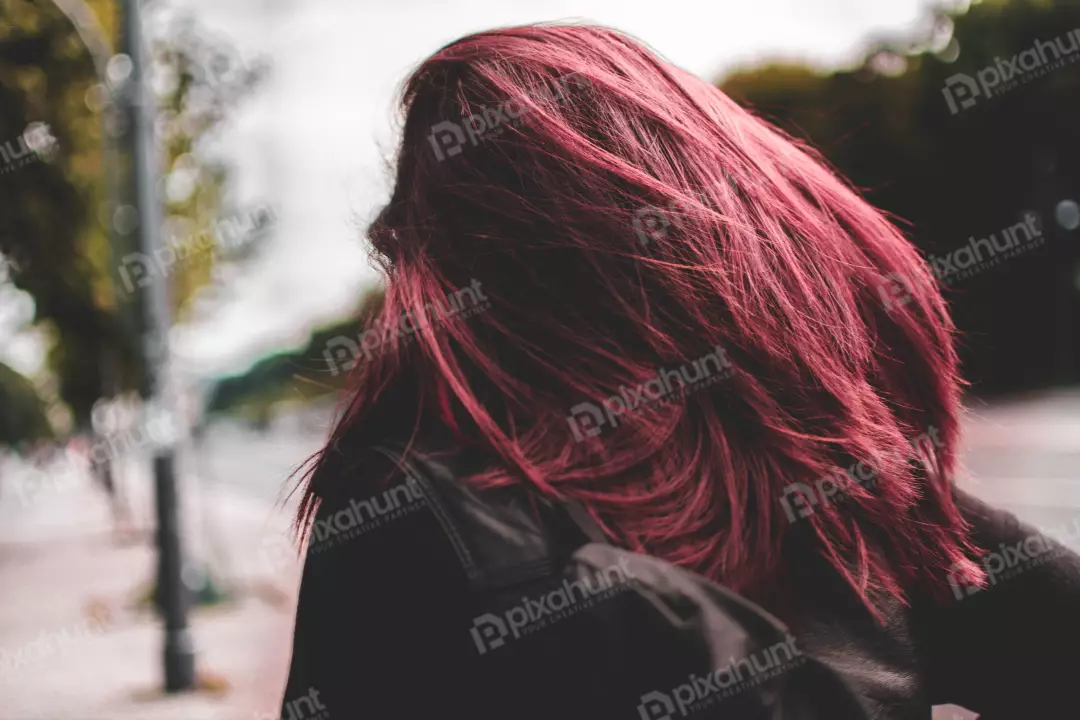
[281, 444, 1080, 719]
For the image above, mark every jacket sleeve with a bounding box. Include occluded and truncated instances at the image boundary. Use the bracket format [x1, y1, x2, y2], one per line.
[911, 488, 1080, 718]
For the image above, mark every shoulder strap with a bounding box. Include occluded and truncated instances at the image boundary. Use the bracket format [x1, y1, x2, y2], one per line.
[561, 499, 607, 544]
[372, 443, 574, 594]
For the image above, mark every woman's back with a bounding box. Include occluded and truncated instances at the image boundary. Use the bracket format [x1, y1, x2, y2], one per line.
[282, 441, 1080, 718]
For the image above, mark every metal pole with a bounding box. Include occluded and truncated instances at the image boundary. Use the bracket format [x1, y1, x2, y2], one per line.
[118, 0, 197, 692]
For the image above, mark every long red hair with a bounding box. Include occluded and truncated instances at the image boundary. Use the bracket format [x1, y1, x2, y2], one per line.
[298, 24, 984, 616]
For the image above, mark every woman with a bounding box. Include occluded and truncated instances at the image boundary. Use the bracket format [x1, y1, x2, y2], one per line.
[281, 24, 1080, 719]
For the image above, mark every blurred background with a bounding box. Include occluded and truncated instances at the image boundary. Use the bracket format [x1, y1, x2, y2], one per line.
[0, 0, 1077, 718]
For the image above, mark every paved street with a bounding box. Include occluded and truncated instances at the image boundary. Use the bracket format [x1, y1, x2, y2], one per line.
[959, 388, 1080, 549]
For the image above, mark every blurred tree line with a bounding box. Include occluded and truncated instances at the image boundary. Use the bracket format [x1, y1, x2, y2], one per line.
[0, 0, 269, 443]
[721, 0, 1080, 394]
[0, 358, 50, 443]
[205, 286, 385, 424]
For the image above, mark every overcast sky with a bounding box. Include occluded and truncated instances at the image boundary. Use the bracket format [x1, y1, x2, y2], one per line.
[1, 0, 959, 381]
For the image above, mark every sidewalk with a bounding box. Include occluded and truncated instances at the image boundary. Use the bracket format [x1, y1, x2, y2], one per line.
[958, 387, 1080, 552]
[0, 453, 302, 720]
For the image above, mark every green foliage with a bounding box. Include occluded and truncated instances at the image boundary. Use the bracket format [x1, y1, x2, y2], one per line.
[0, 0, 122, 428]
[720, 0, 1080, 393]
[0, 0, 268, 428]
[148, 13, 270, 321]
[206, 285, 386, 417]
[0, 360, 52, 444]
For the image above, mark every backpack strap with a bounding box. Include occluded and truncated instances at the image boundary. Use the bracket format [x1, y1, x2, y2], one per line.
[561, 499, 607, 544]
[372, 443, 573, 594]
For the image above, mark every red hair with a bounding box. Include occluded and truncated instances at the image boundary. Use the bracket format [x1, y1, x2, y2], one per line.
[299, 24, 984, 616]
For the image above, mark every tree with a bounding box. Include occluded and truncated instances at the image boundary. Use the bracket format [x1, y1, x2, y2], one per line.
[0, 360, 52, 445]
[205, 286, 386, 419]
[0, 0, 269, 428]
[720, 0, 1080, 394]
